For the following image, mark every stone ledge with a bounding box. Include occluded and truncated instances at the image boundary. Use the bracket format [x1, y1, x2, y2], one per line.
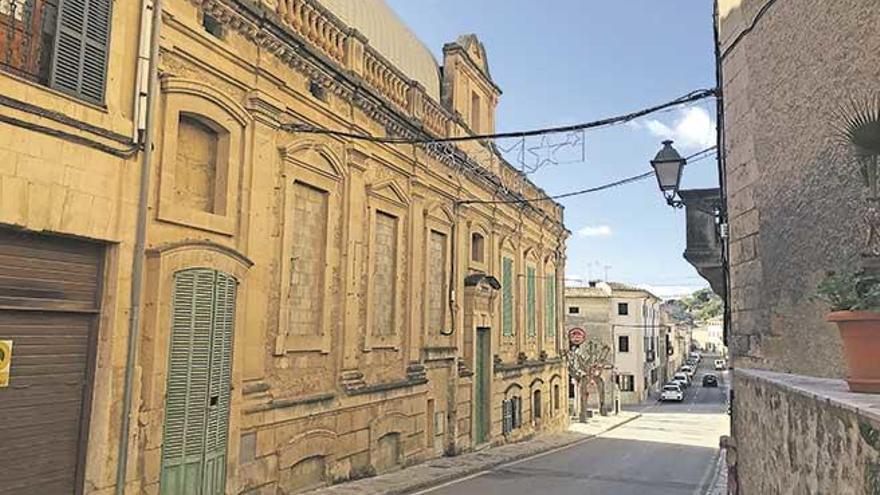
[735, 368, 880, 423]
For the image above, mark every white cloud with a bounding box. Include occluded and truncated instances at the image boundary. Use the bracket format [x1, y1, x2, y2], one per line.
[577, 225, 612, 238]
[642, 107, 716, 151]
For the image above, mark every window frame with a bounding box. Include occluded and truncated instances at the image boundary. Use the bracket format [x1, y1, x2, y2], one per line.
[364, 181, 409, 351]
[501, 254, 516, 340]
[276, 142, 345, 354]
[568, 306, 580, 314]
[618, 302, 629, 316]
[423, 205, 454, 345]
[618, 335, 630, 353]
[157, 79, 249, 236]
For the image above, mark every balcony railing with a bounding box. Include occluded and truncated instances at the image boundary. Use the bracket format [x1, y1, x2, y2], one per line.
[0, 0, 57, 84]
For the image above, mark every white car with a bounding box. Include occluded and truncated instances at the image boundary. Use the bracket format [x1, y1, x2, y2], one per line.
[670, 377, 688, 390]
[682, 365, 696, 377]
[673, 372, 690, 387]
[714, 359, 726, 370]
[689, 352, 702, 363]
[661, 384, 684, 402]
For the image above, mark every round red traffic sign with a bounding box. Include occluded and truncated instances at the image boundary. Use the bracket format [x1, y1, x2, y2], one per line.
[568, 327, 587, 345]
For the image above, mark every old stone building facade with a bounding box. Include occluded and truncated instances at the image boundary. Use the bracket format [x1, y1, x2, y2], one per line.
[0, 0, 567, 494]
[718, 0, 880, 493]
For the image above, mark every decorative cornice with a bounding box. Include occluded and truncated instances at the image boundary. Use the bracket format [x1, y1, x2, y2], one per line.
[186, 0, 563, 227]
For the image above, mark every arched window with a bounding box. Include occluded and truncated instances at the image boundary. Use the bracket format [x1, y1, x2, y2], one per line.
[471, 232, 485, 263]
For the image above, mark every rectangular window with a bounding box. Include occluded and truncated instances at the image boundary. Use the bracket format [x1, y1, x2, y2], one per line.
[427, 230, 447, 333]
[618, 374, 635, 392]
[545, 272, 556, 337]
[553, 384, 560, 411]
[526, 266, 536, 338]
[532, 390, 542, 420]
[471, 91, 481, 133]
[568, 306, 580, 314]
[618, 335, 630, 353]
[618, 302, 629, 315]
[372, 211, 398, 336]
[289, 183, 328, 337]
[502, 256, 514, 337]
[0, 0, 113, 102]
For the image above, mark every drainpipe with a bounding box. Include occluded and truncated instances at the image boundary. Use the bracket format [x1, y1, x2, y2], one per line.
[116, 0, 162, 493]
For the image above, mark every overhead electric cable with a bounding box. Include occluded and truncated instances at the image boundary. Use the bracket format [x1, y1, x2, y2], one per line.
[282, 88, 718, 144]
[457, 147, 716, 206]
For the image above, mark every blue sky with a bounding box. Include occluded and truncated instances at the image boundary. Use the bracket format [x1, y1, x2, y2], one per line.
[386, 0, 718, 298]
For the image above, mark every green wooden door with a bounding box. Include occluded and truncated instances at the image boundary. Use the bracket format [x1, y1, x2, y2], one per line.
[474, 328, 490, 445]
[161, 269, 236, 495]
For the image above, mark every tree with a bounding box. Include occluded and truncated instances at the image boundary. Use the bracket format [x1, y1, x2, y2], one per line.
[564, 338, 612, 422]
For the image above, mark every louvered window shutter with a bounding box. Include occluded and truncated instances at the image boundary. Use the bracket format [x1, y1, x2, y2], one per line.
[162, 269, 215, 494]
[527, 267, 536, 337]
[502, 257, 514, 336]
[203, 273, 236, 495]
[51, 0, 112, 103]
[502, 400, 511, 434]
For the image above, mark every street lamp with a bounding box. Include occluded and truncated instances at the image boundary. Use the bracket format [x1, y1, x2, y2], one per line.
[650, 140, 686, 207]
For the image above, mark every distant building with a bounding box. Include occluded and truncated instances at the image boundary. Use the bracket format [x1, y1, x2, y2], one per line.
[691, 316, 725, 355]
[564, 283, 616, 416]
[565, 282, 663, 406]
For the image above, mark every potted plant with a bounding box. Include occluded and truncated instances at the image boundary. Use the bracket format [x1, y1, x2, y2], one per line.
[817, 270, 880, 393]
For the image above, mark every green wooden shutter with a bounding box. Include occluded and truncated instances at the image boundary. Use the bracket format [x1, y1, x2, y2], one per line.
[162, 269, 214, 494]
[545, 275, 556, 338]
[526, 267, 536, 338]
[51, 0, 112, 103]
[502, 257, 513, 336]
[203, 273, 236, 495]
[162, 269, 236, 495]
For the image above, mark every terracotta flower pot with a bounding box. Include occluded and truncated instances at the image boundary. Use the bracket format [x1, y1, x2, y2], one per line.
[828, 311, 880, 393]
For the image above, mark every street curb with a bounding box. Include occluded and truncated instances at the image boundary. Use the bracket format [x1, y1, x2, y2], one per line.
[392, 413, 643, 495]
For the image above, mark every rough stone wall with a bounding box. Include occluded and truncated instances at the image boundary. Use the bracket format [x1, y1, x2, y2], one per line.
[719, 0, 880, 376]
[733, 370, 880, 495]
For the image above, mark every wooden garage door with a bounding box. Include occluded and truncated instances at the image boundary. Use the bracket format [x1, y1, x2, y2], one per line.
[0, 228, 103, 495]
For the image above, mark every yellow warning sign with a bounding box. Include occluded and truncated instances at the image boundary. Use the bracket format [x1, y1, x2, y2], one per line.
[0, 340, 11, 388]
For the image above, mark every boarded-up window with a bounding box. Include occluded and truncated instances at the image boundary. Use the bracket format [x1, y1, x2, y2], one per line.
[373, 212, 397, 336]
[545, 270, 556, 338]
[176, 115, 218, 213]
[289, 182, 328, 336]
[526, 266, 536, 338]
[427, 230, 447, 333]
[471, 232, 484, 263]
[502, 256, 514, 337]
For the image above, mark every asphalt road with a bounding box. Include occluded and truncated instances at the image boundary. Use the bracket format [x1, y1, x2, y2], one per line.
[418, 357, 730, 495]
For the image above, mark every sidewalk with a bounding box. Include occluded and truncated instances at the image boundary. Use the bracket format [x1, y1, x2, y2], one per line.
[306, 411, 641, 495]
[705, 449, 728, 495]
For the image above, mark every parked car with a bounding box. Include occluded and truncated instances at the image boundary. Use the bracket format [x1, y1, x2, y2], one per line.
[703, 374, 719, 387]
[714, 359, 726, 370]
[671, 377, 688, 390]
[661, 384, 684, 402]
[689, 352, 702, 363]
[673, 372, 690, 387]
[681, 365, 696, 377]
